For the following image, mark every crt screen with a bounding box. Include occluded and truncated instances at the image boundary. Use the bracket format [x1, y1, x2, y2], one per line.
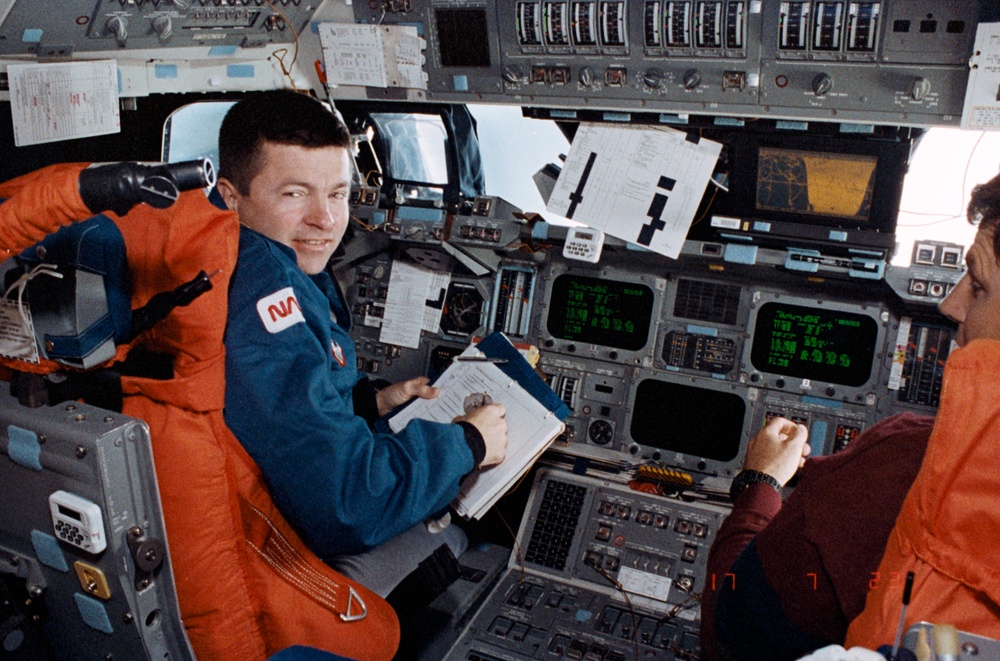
[435, 9, 492, 67]
[630, 380, 745, 462]
[756, 147, 877, 222]
[750, 301, 878, 387]
[546, 274, 654, 351]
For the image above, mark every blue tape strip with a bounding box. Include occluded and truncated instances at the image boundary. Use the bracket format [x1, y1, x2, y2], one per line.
[8, 425, 42, 471]
[31, 531, 68, 572]
[397, 206, 443, 222]
[785, 250, 820, 272]
[724, 243, 758, 264]
[550, 110, 578, 119]
[810, 421, 828, 456]
[22, 29, 42, 43]
[209, 45, 238, 56]
[603, 112, 631, 122]
[154, 64, 178, 79]
[75, 593, 114, 634]
[714, 116, 745, 126]
[849, 261, 885, 280]
[227, 64, 255, 78]
[531, 222, 550, 241]
[828, 230, 848, 242]
[802, 396, 842, 409]
[453, 75, 468, 91]
[659, 114, 689, 124]
[686, 324, 718, 337]
[752, 221, 771, 232]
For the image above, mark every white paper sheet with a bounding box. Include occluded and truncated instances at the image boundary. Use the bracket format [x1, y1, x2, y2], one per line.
[389, 342, 564, 519]
[546, 123, 722, 259]
[962, 22, 1000, 130]
[0, 299, 38, 362]
[319, 23, 426, 90]
[379, 260, 448, 349]
[8, 60, 120, 146]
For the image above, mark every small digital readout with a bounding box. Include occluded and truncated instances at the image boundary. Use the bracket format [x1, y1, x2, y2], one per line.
[750, 302, 878, 388]
[546, 274, 654, 351]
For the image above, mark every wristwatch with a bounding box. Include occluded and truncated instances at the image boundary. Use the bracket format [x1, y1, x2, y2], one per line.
[729, 469, 781, 503]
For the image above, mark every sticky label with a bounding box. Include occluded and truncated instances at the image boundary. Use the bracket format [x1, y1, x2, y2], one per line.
[0, 298, 39, 362]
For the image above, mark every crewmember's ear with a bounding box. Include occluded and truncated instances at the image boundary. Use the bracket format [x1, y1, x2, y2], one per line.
[216, 177, 240, 213]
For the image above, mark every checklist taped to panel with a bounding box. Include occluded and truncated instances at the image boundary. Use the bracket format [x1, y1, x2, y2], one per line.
[389, 333, 569, 520]
[546, 123, 722, 260]
[962, 22, 1000, 130]
[379, 260, 449, 349]
[318, 23, 426, 90]
[8, 60, 120, 146]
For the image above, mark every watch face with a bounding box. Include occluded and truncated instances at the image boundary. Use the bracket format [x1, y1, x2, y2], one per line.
[729, 472, 750, 502]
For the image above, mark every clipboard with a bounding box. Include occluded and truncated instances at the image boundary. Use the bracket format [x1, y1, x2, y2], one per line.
[389, 332, 569, 519]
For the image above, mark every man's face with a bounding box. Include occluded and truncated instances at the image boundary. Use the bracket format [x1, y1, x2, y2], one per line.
[939, 226, 1000, 347]
[219, 141, 352, 275]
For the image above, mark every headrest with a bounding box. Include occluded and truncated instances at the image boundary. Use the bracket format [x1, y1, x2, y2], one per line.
[1, 215, 132, 369]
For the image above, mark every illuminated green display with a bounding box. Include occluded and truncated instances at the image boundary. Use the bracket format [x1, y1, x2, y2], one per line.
[750, 302, 877, 387]
[546, 275, 654, 351]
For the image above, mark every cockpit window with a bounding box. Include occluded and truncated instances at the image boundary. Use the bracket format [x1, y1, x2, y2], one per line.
[162, 101, 234, 166]
[467, 104, 571, 220]
[892, 128, 1000, 266]
[367, 112, 449, 202]
[164, 101, 993, 266]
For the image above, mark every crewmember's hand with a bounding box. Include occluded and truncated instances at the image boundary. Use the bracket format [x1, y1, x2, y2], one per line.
[743, 416, 810, 486]
[376, 376, 439, 416]
[455, 403, 508, 468]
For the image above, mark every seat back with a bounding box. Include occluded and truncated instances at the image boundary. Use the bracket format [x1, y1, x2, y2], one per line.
[0, 215, 133, 370]
[0, 392, 193, 661]
[0, 163, 400, 661]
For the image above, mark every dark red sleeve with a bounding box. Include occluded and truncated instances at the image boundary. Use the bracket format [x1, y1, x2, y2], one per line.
[700, 483, 782, 660]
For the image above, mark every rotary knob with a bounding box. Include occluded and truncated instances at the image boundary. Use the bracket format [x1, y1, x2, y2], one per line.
[910, 77, 931, 101]
[152, 16, 173, 41]
[682, 68, 701, 90]
[502, 64, 523, 85]
[643, 68, 665, 90]
[812, 73, 833, 96]
[106, 15, 127, 47]
[579, 65, 597, 87]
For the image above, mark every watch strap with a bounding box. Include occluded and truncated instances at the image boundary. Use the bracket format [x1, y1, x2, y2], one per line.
[730, 469, 781, 503]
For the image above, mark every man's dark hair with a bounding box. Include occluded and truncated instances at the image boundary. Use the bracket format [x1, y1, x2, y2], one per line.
[967, 170, 1000, 257]
[218, 90, 351, 195]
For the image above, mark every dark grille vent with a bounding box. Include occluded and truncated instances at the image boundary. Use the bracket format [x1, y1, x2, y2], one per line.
[673, 279, 742, 325]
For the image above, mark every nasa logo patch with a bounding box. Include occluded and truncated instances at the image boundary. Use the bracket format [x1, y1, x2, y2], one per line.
[256, 287, 305, 333]
[330, 340, 347, 367]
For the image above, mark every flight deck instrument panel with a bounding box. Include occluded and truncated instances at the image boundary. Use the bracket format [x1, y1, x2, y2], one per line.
[338, 184, 956, 480]
[0, 0, 311, 55]
[344, 0, 988, 126]
[0, 0, 990, 127]
[335, 181, 958, 657]
[444, 469, 727, 660]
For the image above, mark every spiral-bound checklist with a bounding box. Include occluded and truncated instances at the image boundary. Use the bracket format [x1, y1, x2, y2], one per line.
[390, 333, 569, 519]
